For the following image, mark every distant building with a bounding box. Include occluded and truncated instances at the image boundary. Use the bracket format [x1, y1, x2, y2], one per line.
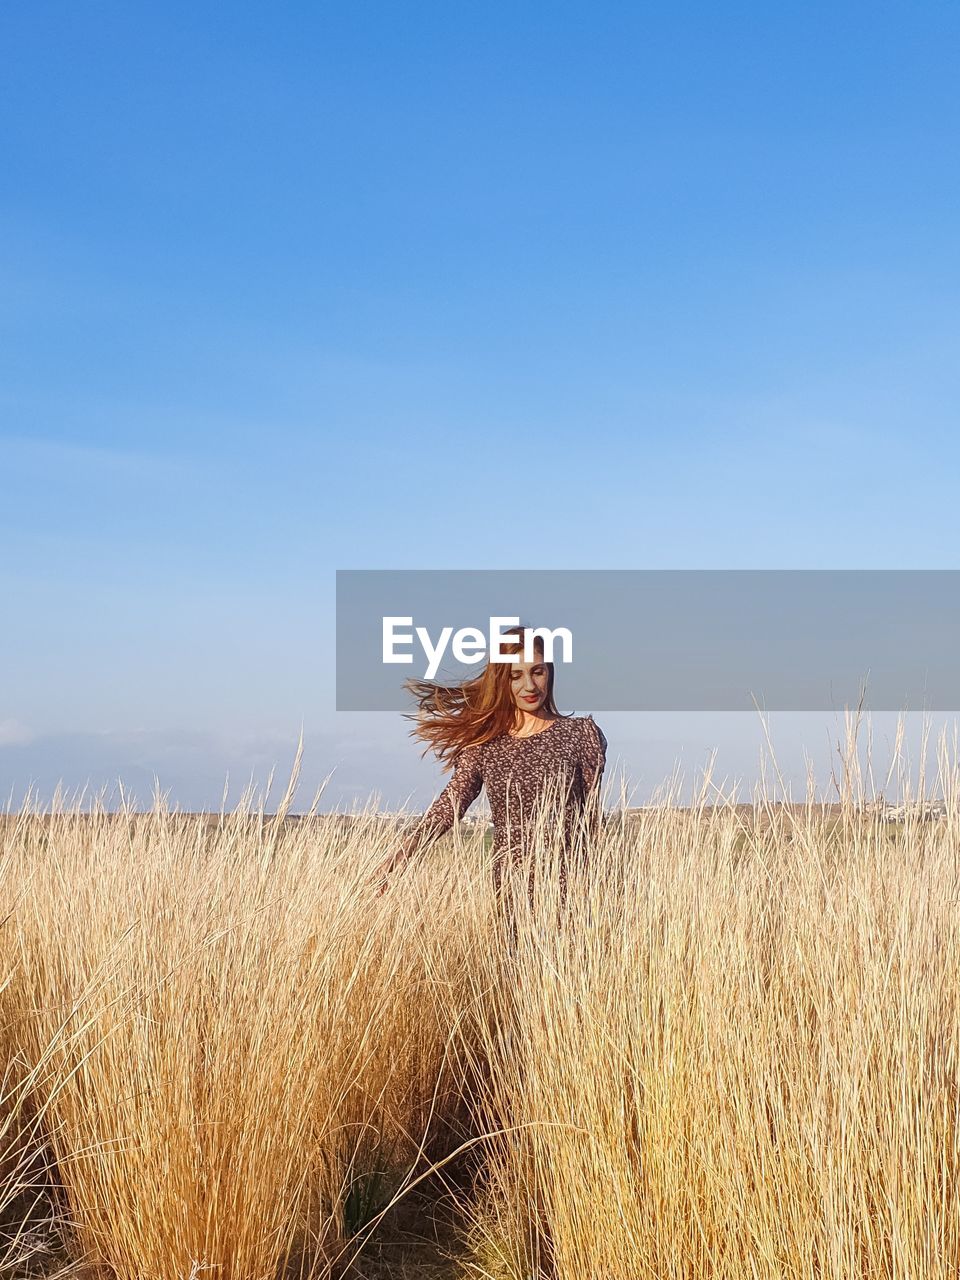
[865, 797, 948, 821]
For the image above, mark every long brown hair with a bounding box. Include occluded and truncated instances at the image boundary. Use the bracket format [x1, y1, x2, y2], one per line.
[402, 623, 568, 768]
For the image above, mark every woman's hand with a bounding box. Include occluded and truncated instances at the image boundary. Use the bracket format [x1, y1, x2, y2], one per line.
[370, 848, 408, 897]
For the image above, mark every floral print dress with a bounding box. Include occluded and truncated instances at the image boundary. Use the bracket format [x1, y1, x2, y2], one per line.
[401, 715, 608, 882]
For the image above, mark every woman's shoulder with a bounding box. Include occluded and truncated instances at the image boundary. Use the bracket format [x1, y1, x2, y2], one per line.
[571, 714, 607, 747]
[539, 714, 604, 739]
[456, 736, 489, 762]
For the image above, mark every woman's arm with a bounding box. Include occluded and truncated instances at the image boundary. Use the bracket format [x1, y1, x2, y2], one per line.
[375, 741, 485, 886]
[581, 716, 608, 841]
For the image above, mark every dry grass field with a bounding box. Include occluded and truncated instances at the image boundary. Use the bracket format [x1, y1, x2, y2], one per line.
[0, 721, 958, 1279]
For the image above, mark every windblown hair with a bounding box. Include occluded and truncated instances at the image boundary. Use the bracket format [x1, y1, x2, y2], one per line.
[403, 623, 567, 768]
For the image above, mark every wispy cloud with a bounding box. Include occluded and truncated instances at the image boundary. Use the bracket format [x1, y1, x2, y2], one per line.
[0, 725, 435, 814]
[0, 432, 193, 482]
[0, 719, 34, 747]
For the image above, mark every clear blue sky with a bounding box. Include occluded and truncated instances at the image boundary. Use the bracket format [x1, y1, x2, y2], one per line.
[3, 3, 959, 809]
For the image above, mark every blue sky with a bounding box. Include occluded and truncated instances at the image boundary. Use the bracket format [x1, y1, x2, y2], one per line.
[2, 3, 959, 810]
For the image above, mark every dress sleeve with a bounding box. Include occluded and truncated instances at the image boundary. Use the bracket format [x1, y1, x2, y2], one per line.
[399, 740, 485, 859]
[581, 716, 608, 839]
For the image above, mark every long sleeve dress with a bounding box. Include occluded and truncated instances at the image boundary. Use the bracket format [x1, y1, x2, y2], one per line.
[400, 715, 608, 883]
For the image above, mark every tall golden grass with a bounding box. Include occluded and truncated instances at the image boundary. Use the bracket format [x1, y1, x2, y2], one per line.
[0, 716, 958, 1279]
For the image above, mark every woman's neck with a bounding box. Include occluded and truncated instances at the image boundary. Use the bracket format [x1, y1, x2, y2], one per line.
[508, 711, 559, 738]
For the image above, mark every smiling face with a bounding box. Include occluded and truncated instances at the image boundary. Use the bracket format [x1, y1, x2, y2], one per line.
[509, 643, 551, 715]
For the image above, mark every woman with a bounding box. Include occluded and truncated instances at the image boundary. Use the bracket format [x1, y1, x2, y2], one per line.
[374, 624, 607, 896]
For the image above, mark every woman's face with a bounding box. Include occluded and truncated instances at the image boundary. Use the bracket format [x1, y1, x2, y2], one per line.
[509, 648, 550, 713]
